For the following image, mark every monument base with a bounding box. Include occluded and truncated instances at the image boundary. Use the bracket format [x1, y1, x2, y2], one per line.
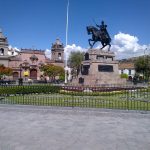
[72, 49, 126, 85]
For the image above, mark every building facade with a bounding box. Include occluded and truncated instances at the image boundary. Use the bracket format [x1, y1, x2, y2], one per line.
[0, 31, 65, 81]
[118, 62, 135, 80]
[0, 30, 12, 67]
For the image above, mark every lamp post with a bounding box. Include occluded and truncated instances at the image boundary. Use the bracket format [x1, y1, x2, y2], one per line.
[19, 63, 23, 85]
[19, 64, 22, 78]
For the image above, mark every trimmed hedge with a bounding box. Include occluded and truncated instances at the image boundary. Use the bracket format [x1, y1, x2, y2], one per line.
[0, 84, 61, 95]
[0, 85, 148, 96]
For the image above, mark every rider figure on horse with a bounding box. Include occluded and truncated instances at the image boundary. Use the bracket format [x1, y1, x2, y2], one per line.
[96, 21, 110, 39]
[86, 20, 111, 50]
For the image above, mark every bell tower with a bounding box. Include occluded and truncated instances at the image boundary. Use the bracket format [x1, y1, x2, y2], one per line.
[0, 29, 11, 67]
[51, 39, 64, 62]
[0, 29, 9, 56]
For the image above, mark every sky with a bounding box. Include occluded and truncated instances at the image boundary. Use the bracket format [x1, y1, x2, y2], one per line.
[0, 0, 150, 59]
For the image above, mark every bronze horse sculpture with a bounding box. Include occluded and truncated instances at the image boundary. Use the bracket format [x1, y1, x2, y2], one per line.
[86, 25, 111, 51]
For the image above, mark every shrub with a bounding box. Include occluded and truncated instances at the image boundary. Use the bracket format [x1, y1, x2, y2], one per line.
[0, 84, 61, 95]
[120, 73, 128, 79]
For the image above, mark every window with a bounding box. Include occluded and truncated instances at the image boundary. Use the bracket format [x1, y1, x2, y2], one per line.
[121, 70, 124, 74]
[106, 56, 113, 61]
[58, 53, 61, 57]
[84, 53, 89, 60]
[98, 65, 113, 72]
[0, 48, 4, 55]
[79, 77, 84, 84]
[96, 55, 104, 60]
[128, 69, 131, 75]
[81, 65, 90, 75]
[58, 53, 61, 60]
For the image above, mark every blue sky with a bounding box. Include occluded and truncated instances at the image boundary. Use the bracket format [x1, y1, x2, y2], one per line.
[0, 0, 150, 58]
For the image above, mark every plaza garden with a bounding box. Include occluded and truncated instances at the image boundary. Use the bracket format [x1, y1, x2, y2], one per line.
[0, 84, 150, 111]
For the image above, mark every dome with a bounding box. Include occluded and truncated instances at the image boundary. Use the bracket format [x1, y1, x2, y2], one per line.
[55, 39, 61, 45]
[30, 54, 38, 61]
[51, 39, 64, 50]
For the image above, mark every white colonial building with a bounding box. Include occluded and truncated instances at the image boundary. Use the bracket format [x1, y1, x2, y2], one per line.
[118, 62, 135, 80]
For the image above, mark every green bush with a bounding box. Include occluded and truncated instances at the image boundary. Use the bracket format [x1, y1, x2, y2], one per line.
[0, 84, 61, 95]
[120, 73, 128, 79]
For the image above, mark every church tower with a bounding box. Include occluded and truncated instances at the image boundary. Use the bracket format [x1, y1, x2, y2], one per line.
[51, 39, 64, 62]
[0, 30, 11, 67]
[0, 30, 9, 56]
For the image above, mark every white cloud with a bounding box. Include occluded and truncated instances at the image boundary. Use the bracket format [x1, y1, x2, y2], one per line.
[45, 49, 51, 59]
[8, 45, 20, 56]
[12, 32, 147, 61]
[14, 47, 20, 52]
[8, 45, 20, 51]
[64, 33, 150, 61]
[44, 44, 87, 61]
[111, 32, 148, 59]
[64, 44, 87, 61]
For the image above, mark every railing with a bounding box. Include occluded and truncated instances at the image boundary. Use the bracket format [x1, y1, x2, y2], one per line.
[0, 84, 150, 111]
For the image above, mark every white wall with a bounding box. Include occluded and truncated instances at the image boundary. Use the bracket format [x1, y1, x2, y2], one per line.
[119, 69, 135, 77]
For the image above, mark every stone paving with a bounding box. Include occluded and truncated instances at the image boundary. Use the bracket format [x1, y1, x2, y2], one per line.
[0, 105, 150, 150]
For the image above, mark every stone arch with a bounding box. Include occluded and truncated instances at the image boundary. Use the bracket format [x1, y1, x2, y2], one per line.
[128, 76, 133, 81]
[0, 48, 4, 55]
[13, 72, 19, 80]
[30, 69, 37, 80]
[79, 77, 84, 84]
[85, 52, 89, 60]
[58, 52, 62, 60]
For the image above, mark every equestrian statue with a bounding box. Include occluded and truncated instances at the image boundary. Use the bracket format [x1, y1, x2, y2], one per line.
[87, 21, 111, 51]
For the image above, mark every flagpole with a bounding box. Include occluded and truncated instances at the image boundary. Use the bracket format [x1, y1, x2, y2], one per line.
[65, 0, 69, 84]
[66, 0, 69, 47]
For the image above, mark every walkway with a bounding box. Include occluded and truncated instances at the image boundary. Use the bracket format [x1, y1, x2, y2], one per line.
[0, 105, 150, 150]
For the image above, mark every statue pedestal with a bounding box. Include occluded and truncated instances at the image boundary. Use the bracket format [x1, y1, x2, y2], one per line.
[72, 49, 126, 85]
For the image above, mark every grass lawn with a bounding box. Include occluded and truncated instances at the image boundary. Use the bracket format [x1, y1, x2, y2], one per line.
[1, 90, 150, 111]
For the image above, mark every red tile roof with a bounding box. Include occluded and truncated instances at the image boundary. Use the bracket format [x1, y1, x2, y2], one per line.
[118, 62, 135, 69]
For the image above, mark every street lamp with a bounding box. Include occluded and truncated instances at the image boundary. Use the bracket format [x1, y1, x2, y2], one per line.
[19, 64, 23, 85]
[19, 64, 22, 78]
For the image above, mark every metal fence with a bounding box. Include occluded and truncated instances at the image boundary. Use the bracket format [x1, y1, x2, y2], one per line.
[0, 84, 150, 111]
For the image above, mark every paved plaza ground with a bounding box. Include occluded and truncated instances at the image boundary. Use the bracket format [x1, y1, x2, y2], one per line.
[0, 105, 150, 150]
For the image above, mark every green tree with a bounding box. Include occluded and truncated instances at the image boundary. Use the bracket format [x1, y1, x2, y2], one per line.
[40, 64, 65, 81]
[134, 55, 150, 81]
[68, 51, 84, 77]
[0, 64, 12, 79]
